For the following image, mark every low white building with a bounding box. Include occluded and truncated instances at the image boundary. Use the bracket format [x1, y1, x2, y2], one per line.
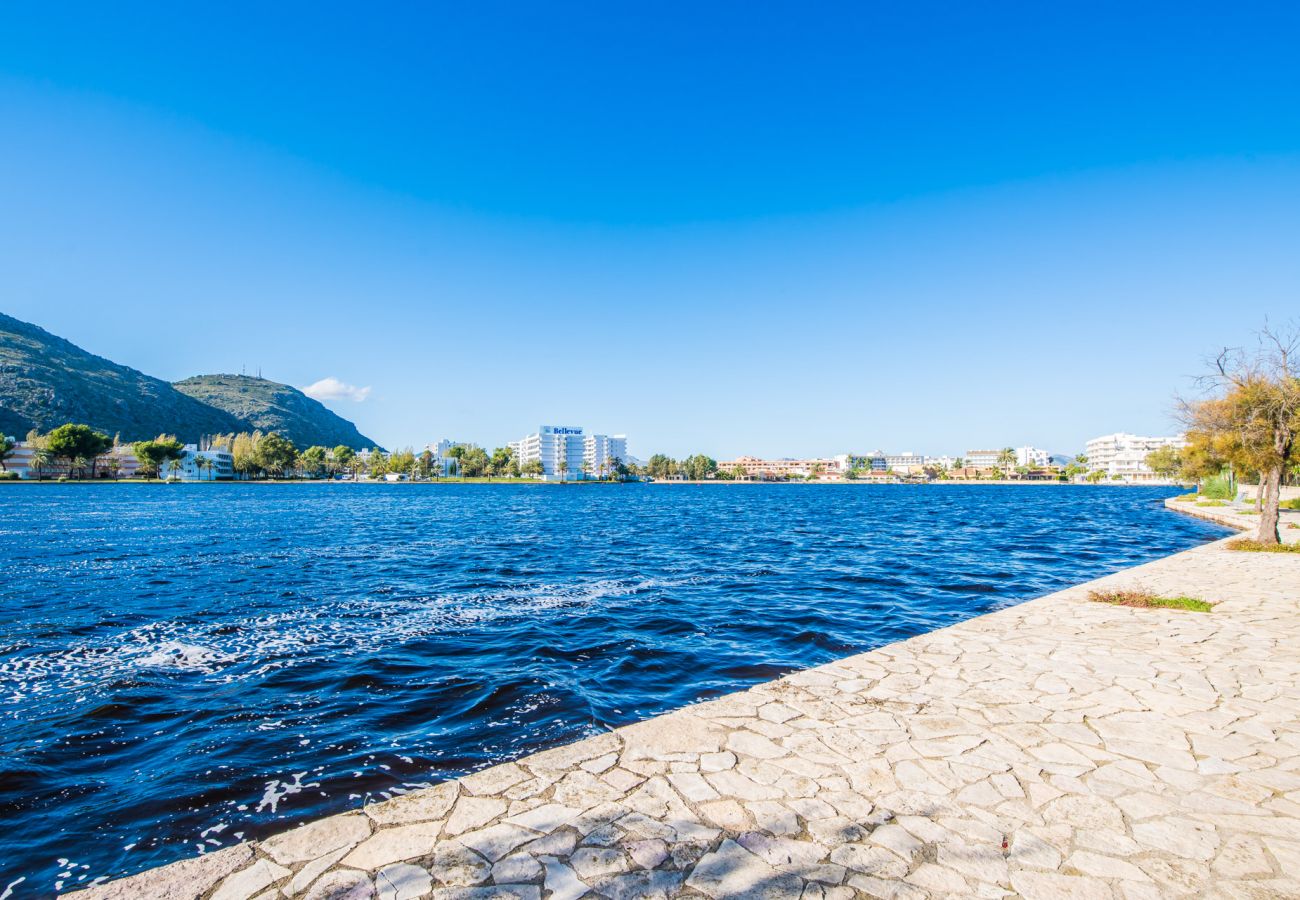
[161, 444, 235, 480]
[1084, 432, 1185, 482]
[509, 426, 628, 478]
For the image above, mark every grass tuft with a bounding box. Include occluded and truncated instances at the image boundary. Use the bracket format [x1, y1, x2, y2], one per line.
[1196, 500, 1229, 507]
[1227, 539, 1300, 553]
[1174, 492, 1199, 502]
[1088, 589, 1212, 612]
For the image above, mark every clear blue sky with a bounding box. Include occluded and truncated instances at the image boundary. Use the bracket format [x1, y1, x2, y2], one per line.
[2, 3, 1298, 458]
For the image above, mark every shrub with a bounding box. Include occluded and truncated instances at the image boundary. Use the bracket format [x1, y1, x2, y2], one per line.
[0, 471, 18, 480]
[1174, 492, 1199, 501]
[1227, 539, 1300, 553]
[1088, 589, 1211, 612]
[1196, 500, 1229, 507]
[1199, 476, 1235, 500]
[1282, 498, 1300, 510]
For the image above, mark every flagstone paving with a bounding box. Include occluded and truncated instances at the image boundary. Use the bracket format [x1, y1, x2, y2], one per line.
[73, 508, 1300, 899]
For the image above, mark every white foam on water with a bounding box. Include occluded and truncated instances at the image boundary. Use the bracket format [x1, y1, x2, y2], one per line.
[136, 642, 234, 672]
[0, 574, 714, 720]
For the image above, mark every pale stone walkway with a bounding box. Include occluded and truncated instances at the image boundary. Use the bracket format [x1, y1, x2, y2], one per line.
[76, 512, 1300, 899]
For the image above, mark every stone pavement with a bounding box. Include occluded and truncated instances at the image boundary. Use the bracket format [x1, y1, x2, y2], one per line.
[74, 515, 1300, 899]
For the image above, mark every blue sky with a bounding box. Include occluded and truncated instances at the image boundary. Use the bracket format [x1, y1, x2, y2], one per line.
[2, 3, 1298, 458]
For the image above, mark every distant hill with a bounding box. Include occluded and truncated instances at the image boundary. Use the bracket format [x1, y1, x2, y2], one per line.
[0, 312, 244, 442]
[0, 313, 377, 449]
[174, 374, 378, 450]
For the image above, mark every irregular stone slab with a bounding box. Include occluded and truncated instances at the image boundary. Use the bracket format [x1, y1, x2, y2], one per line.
[211, 859, 292, 900]
[303, 869, 374, 900]
[366, 783, 459, 826]
[443, 797, 506, 836]
[375, 863, 432, 900]
[686, 838, 803, 899]
[430, 887, 539, 900]
[263, 814, 372, 864]
[429, 842, 490, 886]
[343, 821, 441, 869]
[72, 844, 255, 900]
[454, 823, 536, 862]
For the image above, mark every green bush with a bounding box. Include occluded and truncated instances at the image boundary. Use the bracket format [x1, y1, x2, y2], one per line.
[1282, 498, 1300, 510]
[1199, 476, 1235, 500]
[1196, 500, 1228, 507]
[0, 471, 18, 480]
[1174, 492, 1199, 501]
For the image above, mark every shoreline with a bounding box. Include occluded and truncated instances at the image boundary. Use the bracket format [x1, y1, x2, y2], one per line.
[70, 502, 1300, 899]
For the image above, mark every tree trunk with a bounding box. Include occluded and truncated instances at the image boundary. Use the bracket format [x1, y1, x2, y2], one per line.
[1257, 464, 1282, 545]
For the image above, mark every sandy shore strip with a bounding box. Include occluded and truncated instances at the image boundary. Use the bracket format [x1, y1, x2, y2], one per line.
[71, 511, 1300, 899]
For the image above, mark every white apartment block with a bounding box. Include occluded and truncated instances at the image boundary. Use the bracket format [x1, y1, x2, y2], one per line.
[1084, 432, 1185, 482]
[584, 433, 628, 476]
[1014, 446, 1051, 468]
[509, 426, 628, 478]
[964, 450, 1003, 468]
[161, 444, 235, 480]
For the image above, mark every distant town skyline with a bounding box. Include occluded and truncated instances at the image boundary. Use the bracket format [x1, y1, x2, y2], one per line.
[3, 5, 1298, 457]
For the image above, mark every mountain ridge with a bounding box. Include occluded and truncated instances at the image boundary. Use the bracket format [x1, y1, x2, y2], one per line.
[0, 312, 377, 448]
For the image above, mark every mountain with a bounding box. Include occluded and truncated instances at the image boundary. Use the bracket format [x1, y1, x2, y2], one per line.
[0, 312, 245, 442]
[0, 313, 377, 449]
[173, 375, 378, 450]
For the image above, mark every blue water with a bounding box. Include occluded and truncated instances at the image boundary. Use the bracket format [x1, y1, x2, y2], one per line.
[0, 483, 1226, 895]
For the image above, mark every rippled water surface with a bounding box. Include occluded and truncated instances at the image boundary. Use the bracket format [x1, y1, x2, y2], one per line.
[0, 483, 1227, 894]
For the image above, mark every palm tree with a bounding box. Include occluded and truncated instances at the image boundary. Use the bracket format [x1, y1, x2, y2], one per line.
[192, 454, 209, 481]
[32, 447, 52, 481]
[997, 448, 1016, 475]
[558, 460, 568, 483]
[0, 434, 14, 472]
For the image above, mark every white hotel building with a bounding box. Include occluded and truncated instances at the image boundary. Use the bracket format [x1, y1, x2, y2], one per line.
[1085, 432, 1185, 482]
[509, 426, 628, 478]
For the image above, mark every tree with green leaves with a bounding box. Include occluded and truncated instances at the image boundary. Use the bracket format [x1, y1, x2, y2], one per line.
[133, 437, 185, 480]
[1144, 445, 1183, 481]
[388, 447, 417, 479]
[365, 449, 388, 479]
[47, 423, 113, 479]
[0, 433, 14, 472]
[522, 459, 544, 478]
[680, 454, 718, 481]
[301, 446, 328, 478]
[256, 432, 298, 479]
[646, 454, 675, 480]
[488, 446, 515, 478]
[997, 448, 1016, 474]
[558, 460, 568, 482]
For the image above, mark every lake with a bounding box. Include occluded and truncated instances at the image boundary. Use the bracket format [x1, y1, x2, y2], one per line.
[0, 483, 1227, 894]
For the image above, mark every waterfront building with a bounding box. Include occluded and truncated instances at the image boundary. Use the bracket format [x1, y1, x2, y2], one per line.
[160, 444, 235, 481]
[721, 456, 846, 480]
[1084, 432, 1185, 482]
[5, 441, 140, 479]
[423, 439, 474, 477]
[964, 449, 1003, 468]
[1014, 446, 1052, 468]
[584, 433, 628, 477]
[508, 426, 629, 478]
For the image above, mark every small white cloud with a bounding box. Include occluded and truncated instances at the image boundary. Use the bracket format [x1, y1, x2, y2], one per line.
[301, 377, 372, 403]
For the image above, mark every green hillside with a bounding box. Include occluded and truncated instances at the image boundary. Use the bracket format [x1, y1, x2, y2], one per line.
[0, 313, 377, 449]
[0, 312, 244, 442]
[173, 374, 378, 450]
